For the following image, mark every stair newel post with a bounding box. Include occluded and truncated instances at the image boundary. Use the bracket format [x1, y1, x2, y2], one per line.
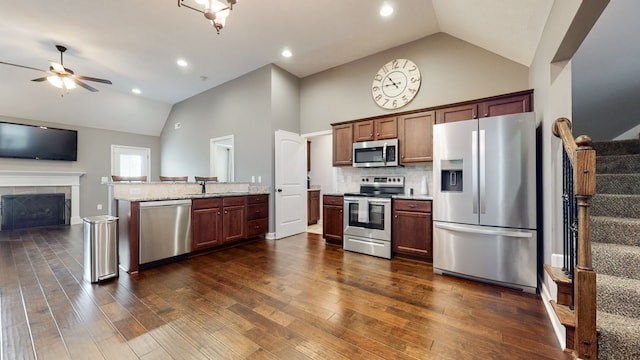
[552, 118, 599, 360]
[573, 135, 598, 360]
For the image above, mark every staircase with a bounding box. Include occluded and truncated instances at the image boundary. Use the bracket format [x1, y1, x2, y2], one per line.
[591, 138, 640, 360]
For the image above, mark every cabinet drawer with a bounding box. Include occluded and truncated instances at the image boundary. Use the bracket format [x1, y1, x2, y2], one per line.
[323, 195, 343, 206]
[246, 218, 269, 237]
[393, 199, 431, 212]
[223, 196, 246, 207]
[247, 203, 269, 220]
[192, 198, 221, 210]
[247, 194, 269, 204]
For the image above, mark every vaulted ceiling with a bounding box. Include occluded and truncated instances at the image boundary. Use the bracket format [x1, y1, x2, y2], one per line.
[0, 0, 553, 136]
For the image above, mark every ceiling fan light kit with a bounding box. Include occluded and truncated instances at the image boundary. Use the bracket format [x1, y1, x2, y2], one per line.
[178, 0, 238, 34]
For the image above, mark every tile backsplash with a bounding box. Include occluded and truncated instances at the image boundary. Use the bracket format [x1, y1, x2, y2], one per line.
[334, 164, 433, 195]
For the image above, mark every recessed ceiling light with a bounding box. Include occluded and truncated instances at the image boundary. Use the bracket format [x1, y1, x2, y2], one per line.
[177, 59, 188, 67]
[380, 4, 394, 17]
[281, 48, 292, 58]
[132, 88, 141, 94]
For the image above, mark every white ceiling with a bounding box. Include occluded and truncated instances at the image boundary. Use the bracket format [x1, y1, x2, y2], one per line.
[0, 0, 553, 136]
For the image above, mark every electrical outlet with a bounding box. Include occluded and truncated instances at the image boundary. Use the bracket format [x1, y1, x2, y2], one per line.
[251, 175, 255, 183]
[100, 177, 108, 184]
[97, 204, 103, 210]
[174, 122, 182, 130]
[258, 176, 262, 183]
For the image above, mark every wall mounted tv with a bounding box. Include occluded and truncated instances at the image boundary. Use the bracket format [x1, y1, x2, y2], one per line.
[0, 121, 78, 161]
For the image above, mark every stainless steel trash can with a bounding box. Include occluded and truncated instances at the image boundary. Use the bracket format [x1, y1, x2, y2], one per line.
[83, 215, 119, 283]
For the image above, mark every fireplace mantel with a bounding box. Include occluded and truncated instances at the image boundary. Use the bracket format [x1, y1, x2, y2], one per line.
[0, 170, 85, 224]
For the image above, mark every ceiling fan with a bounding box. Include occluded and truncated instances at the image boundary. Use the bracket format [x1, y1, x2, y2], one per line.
[0, 44, 112, 92]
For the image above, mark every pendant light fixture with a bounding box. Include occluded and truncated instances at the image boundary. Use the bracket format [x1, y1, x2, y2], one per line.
[178, 0, 238, 34]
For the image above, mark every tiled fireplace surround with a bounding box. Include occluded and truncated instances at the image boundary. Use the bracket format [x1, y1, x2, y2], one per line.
[0, 170, 84, 226]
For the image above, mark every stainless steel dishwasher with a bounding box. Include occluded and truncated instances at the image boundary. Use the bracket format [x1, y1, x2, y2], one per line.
[139, 199, 192, 264]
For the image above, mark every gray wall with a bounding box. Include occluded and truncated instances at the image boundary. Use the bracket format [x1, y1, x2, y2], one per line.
[300, 33, 530, 133]
[160, 64, 300, 233]
[0, 115, 161, 218]
[572, 0, 640, 140]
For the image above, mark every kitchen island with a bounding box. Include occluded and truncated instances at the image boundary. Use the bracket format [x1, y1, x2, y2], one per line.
[110, 182, 270, 273]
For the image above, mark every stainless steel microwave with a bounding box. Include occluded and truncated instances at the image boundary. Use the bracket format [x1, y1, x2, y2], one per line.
[352, 138, 399, 167]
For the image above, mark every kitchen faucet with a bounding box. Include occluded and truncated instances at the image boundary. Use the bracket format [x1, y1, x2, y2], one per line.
[200, 181, 206, 194]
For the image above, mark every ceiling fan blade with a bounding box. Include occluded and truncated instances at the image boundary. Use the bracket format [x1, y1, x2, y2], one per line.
[0, 61, 47, 73]
[73, 79, 98, 92]
[76, 75, 112, 84]
[31, 77, 48, 82]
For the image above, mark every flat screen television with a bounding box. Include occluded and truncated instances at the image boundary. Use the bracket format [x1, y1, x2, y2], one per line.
[0, 121, 78, 161]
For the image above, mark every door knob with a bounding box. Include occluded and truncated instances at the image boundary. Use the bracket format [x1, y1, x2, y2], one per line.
[277, 188, 283, 192]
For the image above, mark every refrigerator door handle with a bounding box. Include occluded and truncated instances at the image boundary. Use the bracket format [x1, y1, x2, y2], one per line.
[479, 129, 486, 214]
[472, 130, 478, 214]
[434, 222, 533, 238]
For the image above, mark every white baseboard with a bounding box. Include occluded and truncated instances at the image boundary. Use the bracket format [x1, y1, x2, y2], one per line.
[540, 253, 568, 351]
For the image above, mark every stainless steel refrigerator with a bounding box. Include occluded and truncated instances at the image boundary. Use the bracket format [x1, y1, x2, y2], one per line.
[432, 112, 538, 293]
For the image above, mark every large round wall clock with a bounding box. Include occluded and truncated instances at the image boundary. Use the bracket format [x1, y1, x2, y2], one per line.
[371, 58, 421, 110]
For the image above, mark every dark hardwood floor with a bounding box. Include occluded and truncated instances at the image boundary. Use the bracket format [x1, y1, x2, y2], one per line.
[0, 225, 568, 359]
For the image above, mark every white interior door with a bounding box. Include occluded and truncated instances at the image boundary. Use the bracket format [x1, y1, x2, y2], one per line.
[275, 130, 307, 239]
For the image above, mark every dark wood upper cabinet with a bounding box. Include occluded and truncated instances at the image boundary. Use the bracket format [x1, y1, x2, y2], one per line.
[332, 89, 533, 165]
[436, 103, 478, 123]
[332, 123, 353, 166]
[353, 117, 397, 142]
[479, 93, 531, 118]
[398, 111, 435, 163]
[436, 92, 532, 124]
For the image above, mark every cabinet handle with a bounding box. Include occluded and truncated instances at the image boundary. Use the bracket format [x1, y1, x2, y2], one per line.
[225, 210, 228, 214]
[370, 133, 373, 137]
[218, 212, 221, 215]
[340, 210, 342, 213]
[376, 132, 379, 136]
[255, 210, 261, 213]
[255, 225, 260, 229]
[394, 215, 398, 218]
[408, 204, 416, 208]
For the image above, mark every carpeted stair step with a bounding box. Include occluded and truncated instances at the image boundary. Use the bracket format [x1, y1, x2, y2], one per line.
[591, 216, 640, 246]
[592, 138, 640, 156]
[597, 274, 640, 319]
[591, 194, 640, 218]
[597, 311, 640, 360]
[596, 173, 640, 194]
[592, 242, 640, 281]
[596, 154, 640, 174]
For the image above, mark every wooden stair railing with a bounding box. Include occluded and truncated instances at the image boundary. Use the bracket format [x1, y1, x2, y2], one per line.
[547, 117, 597, 359]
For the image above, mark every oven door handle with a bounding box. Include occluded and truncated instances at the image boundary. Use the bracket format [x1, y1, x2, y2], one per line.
[344, 197, 391, 204]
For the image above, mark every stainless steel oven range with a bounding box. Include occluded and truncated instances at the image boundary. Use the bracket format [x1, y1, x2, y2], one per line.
[343, 176, 404, 259]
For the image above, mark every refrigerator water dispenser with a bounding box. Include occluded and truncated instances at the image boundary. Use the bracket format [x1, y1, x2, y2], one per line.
[440, 160, 463, 192]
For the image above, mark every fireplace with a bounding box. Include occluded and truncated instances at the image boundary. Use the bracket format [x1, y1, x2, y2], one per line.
[0, 170, 84, 226]
[1, 194, 67, 230]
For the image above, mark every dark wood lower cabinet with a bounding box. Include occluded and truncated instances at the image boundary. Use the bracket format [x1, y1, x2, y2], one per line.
[192, 194, 269, 251]
[246, 194, 269, 238]
[222, 196, 246, 243]
[191, 198, 222, 251]
[392, 199, 432, 261]
[322, 195, 343, 245]
[308, 190, 320, 225]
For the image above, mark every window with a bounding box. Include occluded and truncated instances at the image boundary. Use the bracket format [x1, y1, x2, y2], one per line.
[111, 145, 150, 179]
